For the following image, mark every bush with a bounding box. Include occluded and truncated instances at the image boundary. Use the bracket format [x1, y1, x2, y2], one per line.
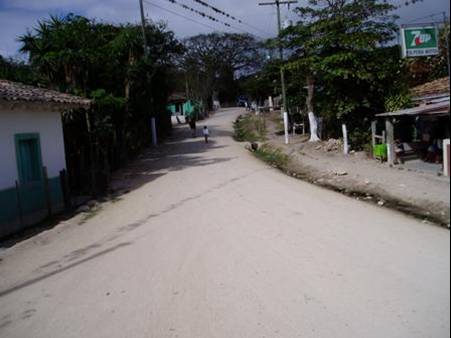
[233, 114, 266, 142]
[255, 144, 289, 168]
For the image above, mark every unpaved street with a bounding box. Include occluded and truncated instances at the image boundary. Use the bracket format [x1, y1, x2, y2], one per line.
[0, 108, 449, 338]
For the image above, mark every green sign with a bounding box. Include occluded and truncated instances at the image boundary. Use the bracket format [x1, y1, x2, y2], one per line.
[401, 25, 439, 57]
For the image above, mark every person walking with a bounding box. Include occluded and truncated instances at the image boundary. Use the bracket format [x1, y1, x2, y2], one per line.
[203, 126, 210, 144]
[189, 118, 197, 137]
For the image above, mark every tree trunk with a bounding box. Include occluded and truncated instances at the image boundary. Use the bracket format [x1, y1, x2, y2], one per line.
[306, 75, 320, 142]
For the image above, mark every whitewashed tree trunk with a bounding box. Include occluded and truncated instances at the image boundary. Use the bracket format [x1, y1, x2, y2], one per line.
[306, 74, 319, 142]
[308, 112, 320, 142]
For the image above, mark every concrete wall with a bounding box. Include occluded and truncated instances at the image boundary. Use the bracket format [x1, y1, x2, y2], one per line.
[0, 108, 67, 189]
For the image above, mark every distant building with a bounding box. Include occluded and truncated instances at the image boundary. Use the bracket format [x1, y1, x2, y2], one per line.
[167, 93, 195, 118]
[0, 79, 90, 238]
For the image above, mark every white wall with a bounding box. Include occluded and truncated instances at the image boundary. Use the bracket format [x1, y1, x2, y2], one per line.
[0, 109, 67, 190]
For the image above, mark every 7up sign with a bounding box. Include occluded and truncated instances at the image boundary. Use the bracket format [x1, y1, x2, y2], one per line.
[401, 25, 439, 58]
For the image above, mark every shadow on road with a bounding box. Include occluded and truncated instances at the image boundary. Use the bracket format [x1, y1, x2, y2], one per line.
[0, 242, 132, 299]
[109, 124, 235, 197]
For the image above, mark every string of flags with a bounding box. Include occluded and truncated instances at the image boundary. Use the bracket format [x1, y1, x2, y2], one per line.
[165, 0, 232, 27]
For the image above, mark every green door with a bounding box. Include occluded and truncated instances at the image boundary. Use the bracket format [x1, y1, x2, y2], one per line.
[15, 133, 43, 183]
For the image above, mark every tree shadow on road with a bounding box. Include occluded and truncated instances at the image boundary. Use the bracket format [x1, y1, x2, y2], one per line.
[109, 125, 234, 197]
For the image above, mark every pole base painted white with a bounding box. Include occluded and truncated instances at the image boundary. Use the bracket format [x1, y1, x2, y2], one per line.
[342, 124, 349, 155]
[308, 112, 320, 142]
[283, 112, 289, 145]
[151, 117, 157, 146]
[444, 139, 450, 177]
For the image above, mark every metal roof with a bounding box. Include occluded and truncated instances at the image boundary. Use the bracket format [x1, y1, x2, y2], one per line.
[376, 99, 450, 118]
[0, 79, 91, 108]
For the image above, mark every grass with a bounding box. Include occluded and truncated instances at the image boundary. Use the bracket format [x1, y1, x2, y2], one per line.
[254, 144, 289, 169]
[233, 114, 267, 142]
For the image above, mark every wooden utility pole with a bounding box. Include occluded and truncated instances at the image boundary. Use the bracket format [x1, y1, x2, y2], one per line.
[139, 0, 158, 145]
[258, 0, 297, 115]
[139, 0, 149, 57]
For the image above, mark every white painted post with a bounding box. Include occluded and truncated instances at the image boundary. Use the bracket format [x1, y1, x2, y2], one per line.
[283, 112, 289, 145]
[342, 124, 349, 155]
[385, 119, 395, 165]
[151, 117, 157, 145]
[444, 139, 450, 177]
[269, 96, 274, 112]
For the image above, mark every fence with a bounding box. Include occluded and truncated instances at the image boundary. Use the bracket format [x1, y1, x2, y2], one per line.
[0, 168, 69, 239]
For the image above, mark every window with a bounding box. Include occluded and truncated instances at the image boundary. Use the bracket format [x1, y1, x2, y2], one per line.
[15, 133, 43, 183]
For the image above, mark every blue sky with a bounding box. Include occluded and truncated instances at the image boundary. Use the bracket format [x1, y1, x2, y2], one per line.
[0, 0, 449, 58]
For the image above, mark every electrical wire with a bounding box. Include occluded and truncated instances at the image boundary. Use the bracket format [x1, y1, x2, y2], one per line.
[163, 0, 232, 28]
[143, 0, 218, 30]
[188, 0, 273, 36]
[405, 12, 446, 24]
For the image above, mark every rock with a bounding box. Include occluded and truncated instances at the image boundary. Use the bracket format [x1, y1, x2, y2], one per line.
[324, 138, 343, 152]
[76, 205, 90, 213]
[87, 200, 98, 208]
[251, 142, 259, 151]
[335, 171, 348, 176]
[378, 200, 385, 206]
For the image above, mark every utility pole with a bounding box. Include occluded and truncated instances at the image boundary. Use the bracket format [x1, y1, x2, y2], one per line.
[259, 0, 297, 144]
[139, 0, 149, 57]
[139, 0, 157, 145]
[443, 12, 450, 81]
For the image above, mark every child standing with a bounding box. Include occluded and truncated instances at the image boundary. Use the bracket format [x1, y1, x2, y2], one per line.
[203, 126, 210, 144]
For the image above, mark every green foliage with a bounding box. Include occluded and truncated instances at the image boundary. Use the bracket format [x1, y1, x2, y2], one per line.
[255, 144, 289, 169]
[0, 55, 41, 85]
[182, 33, 263, 106]
[385, 92, 413, 112]
[17, 14, 184, 194]
[349, 128, 372, 151]
[233, 115, 266, 142]
[282, 0, 403, 131]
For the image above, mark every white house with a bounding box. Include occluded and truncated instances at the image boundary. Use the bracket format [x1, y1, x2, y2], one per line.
[0, 79, 90, 238]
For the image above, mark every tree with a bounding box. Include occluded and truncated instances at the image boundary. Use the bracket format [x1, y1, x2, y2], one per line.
[18, 14, 184, 194]
[0, 55, 40, 84]
[181, 33, 263, 107]
[283, 0, 400, 141]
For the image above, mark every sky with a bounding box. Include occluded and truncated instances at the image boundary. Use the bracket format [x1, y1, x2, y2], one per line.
[0, 0, 449, 58]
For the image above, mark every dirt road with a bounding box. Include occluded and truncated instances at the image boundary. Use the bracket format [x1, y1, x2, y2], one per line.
[0, 108, 449, 338]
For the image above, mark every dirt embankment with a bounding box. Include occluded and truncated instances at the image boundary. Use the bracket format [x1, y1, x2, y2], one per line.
[235, 113, 451, 227]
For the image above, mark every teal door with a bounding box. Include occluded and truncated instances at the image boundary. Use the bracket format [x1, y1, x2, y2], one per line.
[15, 133, 43, 183]
[14, 133, 46, 214]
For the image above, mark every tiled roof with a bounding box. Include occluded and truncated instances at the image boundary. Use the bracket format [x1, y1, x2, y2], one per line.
[410, 77, 450, 98]
[0, 79, 91, 108]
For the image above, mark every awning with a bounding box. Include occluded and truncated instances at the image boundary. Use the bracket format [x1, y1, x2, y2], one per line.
[376, 99, 450, 118]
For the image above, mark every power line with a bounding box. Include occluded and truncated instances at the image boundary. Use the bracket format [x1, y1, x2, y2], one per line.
[163, 0, 232, 28]
[405, 12, 447, 24]
[189, 0, 273, 36]
[143, 0, 218, 30]
[160, 0, 267, 38]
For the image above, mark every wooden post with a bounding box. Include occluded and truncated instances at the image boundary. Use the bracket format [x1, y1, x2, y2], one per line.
[371, 120, 377, 149]
[60, 169, 72, 210]
[15, 180, 23, 226]
[385, 119, 395, 165]
[42, 166, 52, 217]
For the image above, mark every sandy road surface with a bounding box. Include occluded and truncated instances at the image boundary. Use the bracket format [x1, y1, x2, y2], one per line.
[0, 108, 449, 338]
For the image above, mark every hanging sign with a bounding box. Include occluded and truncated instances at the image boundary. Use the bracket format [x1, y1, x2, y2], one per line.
[401, 25, 439, 57]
